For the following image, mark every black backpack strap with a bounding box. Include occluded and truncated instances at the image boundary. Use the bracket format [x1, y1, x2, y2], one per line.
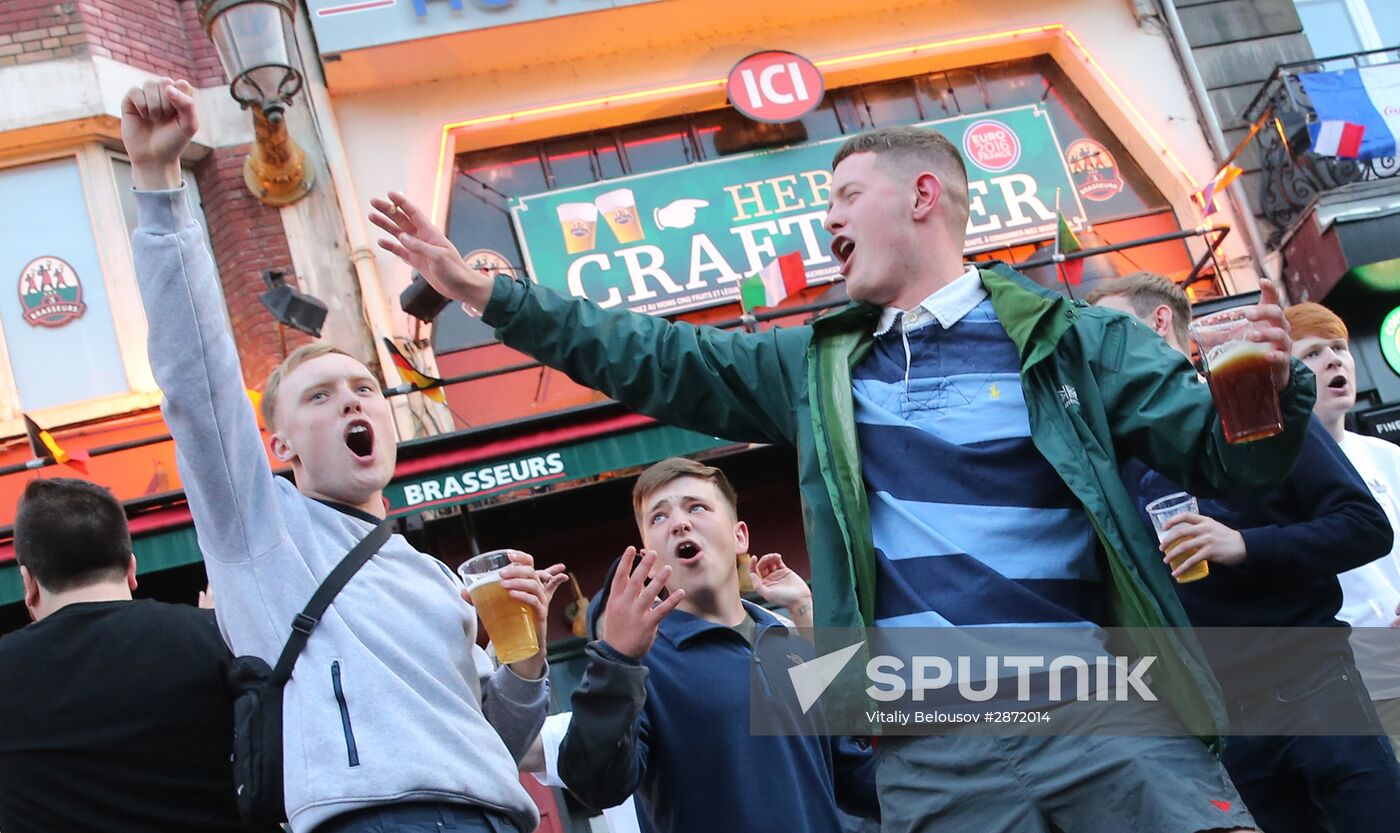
[268, 518, 395, 685]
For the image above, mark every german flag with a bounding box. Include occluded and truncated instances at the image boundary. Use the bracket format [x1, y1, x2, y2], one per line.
[24, 415, 89, 473]
[383, 338, 446, 403]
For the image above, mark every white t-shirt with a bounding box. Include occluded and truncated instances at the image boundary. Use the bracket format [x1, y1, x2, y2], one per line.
[532, 712, 642, 833]
[1337, 431, 1400, 700]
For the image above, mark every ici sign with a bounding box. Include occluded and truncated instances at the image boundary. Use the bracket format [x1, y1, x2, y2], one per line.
[727, 50, 825, 123]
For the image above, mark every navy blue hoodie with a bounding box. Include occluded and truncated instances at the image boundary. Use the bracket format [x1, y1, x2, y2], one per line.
[559, 596, 878, 832]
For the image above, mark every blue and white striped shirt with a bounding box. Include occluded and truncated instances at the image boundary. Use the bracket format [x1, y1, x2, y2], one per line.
[854, 270, 1105, 631]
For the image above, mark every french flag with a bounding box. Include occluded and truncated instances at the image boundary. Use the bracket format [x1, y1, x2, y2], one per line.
[1300, 64, 1400, 161]
[1312, 120, 1366, 158]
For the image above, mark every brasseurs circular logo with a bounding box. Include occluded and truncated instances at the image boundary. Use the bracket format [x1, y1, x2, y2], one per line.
[962, 120, 1021, 173]
[18, 256, 86, 328]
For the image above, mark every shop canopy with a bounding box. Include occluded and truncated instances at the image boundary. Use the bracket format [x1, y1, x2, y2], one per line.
[0, 408, 732, 606]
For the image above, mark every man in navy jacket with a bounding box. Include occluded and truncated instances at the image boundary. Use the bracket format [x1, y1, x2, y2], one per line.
[558, 457, 878, 832]
[1093, 274, 1400, 833]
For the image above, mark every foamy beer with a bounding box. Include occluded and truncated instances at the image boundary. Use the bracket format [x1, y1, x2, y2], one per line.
[1191, 308, 1284, 444]
[458, 550, 539, 664]
[556, 202, 599, 254]
[596, 188, 645, 244]
[1145, 492, 1210, 583]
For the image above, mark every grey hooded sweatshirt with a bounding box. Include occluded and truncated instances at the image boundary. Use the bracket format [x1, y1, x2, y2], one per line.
[131, 187, 544, 833]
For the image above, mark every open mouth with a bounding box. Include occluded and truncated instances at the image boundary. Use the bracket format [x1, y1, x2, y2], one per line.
[1328, 374, 1348, 392]
[674, 541, 702, 562]
[832, 235, 855, 272]
[345, 419, 375, 459]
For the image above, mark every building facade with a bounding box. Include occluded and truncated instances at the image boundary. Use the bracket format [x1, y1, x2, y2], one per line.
[0, 0, 1395, 827]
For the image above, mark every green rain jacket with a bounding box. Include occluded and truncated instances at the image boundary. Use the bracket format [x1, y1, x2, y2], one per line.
[483, 263, 1316, 734]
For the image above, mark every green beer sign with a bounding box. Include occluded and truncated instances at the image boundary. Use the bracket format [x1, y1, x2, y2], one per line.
[510, 104, 1085, 316]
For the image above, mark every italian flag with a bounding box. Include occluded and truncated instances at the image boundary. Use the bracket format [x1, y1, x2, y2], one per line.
[739, 252, 807, 312]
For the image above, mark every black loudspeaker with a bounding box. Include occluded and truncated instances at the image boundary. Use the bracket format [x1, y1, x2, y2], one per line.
[400, 271, 451, 323]
[260, 270, 328, 337]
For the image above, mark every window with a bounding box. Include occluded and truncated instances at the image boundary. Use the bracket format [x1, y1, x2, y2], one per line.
[1295, 0, 1398, 59]
[0, 148, 161, 427]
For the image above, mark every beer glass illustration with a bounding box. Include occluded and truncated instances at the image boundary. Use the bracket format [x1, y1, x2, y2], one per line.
[1190, 308, 1283, 444]
[556, 202, 599, 254]
[596, 188, 645, 244]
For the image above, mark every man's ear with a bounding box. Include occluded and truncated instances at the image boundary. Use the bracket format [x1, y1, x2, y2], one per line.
[20, 565, 40, 619]
[733, 520, 750, 556]
[911, 171, 943, 220]
[270, 432, 295, 463]
[1153, 305, 1175, 339]
[126, 555, 138, 591]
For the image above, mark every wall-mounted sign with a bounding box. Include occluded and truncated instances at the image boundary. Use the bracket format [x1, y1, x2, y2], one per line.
[307, 0, 663, 55]
[383, 422, 730, 515]
[463, 248, 518, 278]
[727, 51, 825, 124]
[18, 256, 86, 328]
[1380, 305, 1400, 377]
[509, 104, 1086, 316]
[1065, 138, 1124, 203]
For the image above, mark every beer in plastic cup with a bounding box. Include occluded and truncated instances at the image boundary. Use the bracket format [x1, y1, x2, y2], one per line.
[1145, 492, 1210, 584]
[556, 203, 599, 254]
[458, 550, 540, 664]
[1190, 308, 1283, 444]
[596, 188, 645, 244]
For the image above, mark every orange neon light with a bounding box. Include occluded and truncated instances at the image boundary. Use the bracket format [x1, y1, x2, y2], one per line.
[1060, 29, 1198, 195]
[429, 23, 1201, 222]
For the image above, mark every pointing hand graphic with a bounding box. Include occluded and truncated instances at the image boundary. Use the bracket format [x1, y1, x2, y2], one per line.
[653, 198, 710, 230]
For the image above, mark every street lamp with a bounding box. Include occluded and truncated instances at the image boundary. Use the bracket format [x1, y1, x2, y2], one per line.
[197, 0, 316, 206]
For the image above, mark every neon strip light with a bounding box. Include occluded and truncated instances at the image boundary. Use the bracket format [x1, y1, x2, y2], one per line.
[317, 0, 395, 16]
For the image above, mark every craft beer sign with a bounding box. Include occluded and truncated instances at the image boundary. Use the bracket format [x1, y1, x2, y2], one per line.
[727, 51, 825, 123]
[509, 104, 1085, 316]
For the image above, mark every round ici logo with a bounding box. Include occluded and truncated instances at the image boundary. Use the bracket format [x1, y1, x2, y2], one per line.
[962, 120, 1021, 173]
[18, 256, 86, 328]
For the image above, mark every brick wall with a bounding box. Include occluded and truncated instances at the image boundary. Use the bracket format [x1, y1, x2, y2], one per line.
[3, 0, 294, 389]
[195, 146, 310, 390]
[0, 0, 224, 83]
[0, 0, 87, 66]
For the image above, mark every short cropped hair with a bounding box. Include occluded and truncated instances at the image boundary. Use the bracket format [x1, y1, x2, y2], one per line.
[832, 126, 970, 231]
[1085, 272, 1192, 349]
[1285, 302, 1349, 342]
[262, 342, 356, 431]
[632, 457, 740, 528]
[15, 478, 132, 592]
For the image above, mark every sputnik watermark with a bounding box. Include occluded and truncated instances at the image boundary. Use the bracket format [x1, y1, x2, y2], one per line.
[788, 641, 1157, 715]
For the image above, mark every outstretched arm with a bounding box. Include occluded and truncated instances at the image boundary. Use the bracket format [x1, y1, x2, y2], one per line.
[370, 193, 804, 446]
[124, 78, 288, 564]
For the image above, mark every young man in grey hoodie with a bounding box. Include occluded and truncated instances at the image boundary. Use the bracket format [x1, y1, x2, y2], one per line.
[121, 78, 559, 833]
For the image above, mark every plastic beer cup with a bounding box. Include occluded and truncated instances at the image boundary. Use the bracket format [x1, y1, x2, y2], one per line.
[1145, 492, 1210, 584]
[1190, 308, 1283, 444]
[458, 550, 540, 664]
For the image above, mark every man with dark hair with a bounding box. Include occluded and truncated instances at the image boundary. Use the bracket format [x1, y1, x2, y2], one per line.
[375, 121, 1315, 831]
[0, 479, 278, 833]
[1096, 279, 1400, 833]
[556, 457, 877, 833]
